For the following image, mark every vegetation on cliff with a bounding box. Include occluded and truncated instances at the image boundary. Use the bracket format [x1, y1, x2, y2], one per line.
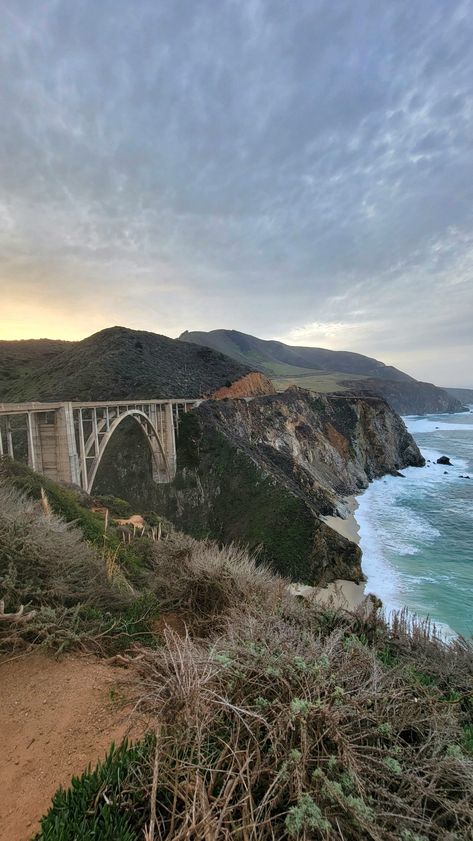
[152, 389, 423, 586]
[0, 458, 162, 654]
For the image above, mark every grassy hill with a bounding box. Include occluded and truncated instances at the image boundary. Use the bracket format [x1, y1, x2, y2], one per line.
[180, 329, 463, 414]
[0, 338, 71, 397]
[0, 326, 253, 402]
[180, 328, 413, 381]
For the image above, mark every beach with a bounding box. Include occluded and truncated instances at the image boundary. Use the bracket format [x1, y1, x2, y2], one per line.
[321, 496, 360, 545]
[290, 496, 367, 611]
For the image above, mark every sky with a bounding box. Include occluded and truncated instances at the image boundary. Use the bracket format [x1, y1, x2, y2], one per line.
[0, 1, 472, 386]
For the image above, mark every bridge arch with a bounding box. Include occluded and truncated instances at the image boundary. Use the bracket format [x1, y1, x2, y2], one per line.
[86, 409, 171, 494]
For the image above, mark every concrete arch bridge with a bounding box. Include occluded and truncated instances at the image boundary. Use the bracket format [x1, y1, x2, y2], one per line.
[0, 399, 199, 493]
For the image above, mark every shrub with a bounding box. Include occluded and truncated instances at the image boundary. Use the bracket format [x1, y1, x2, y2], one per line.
[147, 534, 286, 634]
[94, 495, 131, 518]
[129, 609, 473, 839]
[285, 794, 330, 836]
[0, 457, 105, 544]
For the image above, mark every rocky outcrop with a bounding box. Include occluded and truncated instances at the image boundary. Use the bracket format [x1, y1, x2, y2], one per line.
[154, 387, 424, 586]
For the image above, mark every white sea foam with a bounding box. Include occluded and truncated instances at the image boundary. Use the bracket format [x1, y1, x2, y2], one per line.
[353, 407, 473, 638]
[404, 417, 473, 434]
[355, 448, 460, 638]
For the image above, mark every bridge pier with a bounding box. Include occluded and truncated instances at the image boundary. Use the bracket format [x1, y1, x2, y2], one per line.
[25, 404, 81, 486]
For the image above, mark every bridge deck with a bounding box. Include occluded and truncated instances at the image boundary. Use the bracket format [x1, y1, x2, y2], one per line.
[0, 398, 200, 414]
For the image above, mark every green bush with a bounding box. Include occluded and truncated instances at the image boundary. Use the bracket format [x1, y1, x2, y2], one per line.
[95, 495, 132, 518]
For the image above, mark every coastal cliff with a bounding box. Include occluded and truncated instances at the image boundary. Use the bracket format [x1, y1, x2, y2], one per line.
[154, 387, 424, 585]
[341, 376, 464, 415]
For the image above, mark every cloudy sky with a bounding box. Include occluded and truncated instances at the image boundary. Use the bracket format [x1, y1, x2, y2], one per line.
[0, 1, 472, 385]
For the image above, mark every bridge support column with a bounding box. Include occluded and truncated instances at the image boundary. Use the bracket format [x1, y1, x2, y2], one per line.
[55, 403, 81, 486]
[27, 412, 43, 473]
[25, 405, 80, 485]
[163, 403, 177, 480]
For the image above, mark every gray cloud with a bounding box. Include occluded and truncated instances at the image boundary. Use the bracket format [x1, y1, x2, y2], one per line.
[0, 0, 472, 384]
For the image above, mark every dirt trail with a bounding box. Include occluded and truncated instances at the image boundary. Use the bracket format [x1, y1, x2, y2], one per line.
[0, 652, 144, 841]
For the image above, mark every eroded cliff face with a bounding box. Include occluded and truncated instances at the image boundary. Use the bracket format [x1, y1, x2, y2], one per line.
[154, 387, 424, 586]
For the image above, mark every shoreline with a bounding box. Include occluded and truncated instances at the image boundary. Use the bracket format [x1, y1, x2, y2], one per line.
[317, 496, 367, 610]
[290, 496, 367, 611]
[321, 495, 360, 546]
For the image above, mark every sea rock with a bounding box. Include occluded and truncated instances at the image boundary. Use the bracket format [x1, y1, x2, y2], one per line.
[437, 456, 452, 465]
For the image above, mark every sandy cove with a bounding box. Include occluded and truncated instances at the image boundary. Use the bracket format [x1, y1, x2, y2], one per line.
[290, 496, 367, 611]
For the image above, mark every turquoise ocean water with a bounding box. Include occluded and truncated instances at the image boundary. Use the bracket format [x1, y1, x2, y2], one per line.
[356, 407, 473, 638]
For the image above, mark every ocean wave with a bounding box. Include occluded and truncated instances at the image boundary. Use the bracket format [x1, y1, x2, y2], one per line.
[355, 411, 472, 638]
[404, 418, 473, 434]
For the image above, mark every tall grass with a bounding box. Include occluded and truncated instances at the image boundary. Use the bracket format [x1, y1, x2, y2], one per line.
[0, 482, 137, 652]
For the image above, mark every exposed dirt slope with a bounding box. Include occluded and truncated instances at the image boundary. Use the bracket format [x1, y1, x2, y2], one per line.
[212, 371, 275, 399]
[0, 653, 142, 841]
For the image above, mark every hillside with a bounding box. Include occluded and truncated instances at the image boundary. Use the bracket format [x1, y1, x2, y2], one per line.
[180, 329, 463, 414]
[180, 329, 413, 381]
[0, 338, 71, 397]
[0, 326, 267, 402]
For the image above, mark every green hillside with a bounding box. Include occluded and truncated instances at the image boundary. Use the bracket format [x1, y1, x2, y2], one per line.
[179, 329, 414, 382]
[0, 326, 253, 402]
[0, 338, 70, 397]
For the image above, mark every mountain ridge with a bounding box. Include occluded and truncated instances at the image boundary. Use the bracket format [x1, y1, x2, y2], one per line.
[179, 328, 463, 415]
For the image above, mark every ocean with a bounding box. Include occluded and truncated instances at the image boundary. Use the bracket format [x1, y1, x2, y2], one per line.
[356, 407, 473, 638]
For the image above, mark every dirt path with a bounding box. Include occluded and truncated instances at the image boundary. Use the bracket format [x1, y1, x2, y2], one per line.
[0, 652, 144, 841]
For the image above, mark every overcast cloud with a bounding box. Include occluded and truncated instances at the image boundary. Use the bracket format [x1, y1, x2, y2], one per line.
[0, 0, 472, 384]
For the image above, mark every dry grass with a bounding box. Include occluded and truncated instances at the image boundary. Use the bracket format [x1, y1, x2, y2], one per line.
[0, 482, 136, 652]
[4, 482, 472, 838]
[126, 539, 473, 840]
[137, 614, 473, 840]
[148, 535, 287, 635]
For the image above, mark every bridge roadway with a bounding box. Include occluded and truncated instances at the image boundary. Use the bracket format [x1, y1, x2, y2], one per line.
[0, 399, 200, 493]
